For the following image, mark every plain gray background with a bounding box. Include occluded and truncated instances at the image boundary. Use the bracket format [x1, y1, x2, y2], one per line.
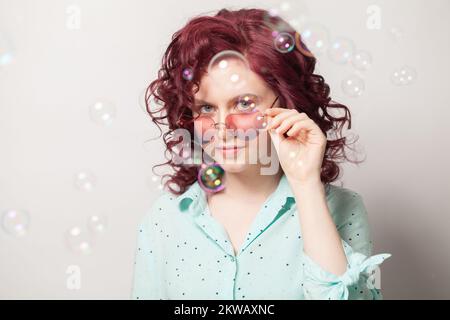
[1, 0, 449, 299]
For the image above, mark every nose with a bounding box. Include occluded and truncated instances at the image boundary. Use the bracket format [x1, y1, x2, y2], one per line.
[215, 111, 234, 141]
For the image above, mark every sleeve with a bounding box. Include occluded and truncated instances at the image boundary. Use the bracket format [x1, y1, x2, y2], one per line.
[301, 191, 391, 300]
[130, 211, 164, 300]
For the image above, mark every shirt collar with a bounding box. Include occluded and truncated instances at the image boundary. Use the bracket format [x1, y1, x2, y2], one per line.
[176, 172, 296, 216]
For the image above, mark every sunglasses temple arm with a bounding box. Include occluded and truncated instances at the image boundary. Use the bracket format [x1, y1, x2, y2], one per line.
[270, 95, 279, 109]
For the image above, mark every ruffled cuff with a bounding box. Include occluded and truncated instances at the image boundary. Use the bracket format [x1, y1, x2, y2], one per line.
[302, 240, 391, 300]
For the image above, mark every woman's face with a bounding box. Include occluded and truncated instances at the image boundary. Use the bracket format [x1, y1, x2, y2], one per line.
[193, 57, 278, 172]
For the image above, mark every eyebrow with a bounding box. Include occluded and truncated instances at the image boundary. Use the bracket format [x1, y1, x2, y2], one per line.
[193, 93, 260, 106]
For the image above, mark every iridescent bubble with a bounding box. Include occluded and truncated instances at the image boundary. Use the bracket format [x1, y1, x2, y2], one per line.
[207, 51, 250, 92]
[74, 170, 96, 192]
[341, 74, 365, 97]
[389, 26, 404, 41]
[299, 22, 330, 56]
[274, 32, 295, 53]
[281, 1, 310, 22]
[65, 226, 94, 255]
[87, 215, 107, 234]
[279, 1, 291, 12]
[1, 209, 29, 237]
[182, 68, 194, 81]
[198, 163, 225, 193]
[264, 1, 310, 32]
[263, 7, 290, 33]
[147, 174, 165, 190]
[89, 99, 116, 126]
[0, 32, 14, 67]
[391, 66, 417, 86]
[328, 37, 355, 64]
[351, 50, 372, 71]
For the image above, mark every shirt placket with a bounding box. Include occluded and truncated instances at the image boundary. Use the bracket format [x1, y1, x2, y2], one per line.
[236, 196, 296, 256]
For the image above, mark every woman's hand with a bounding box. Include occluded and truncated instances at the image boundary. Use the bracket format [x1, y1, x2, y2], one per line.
[264, 107, 327, 184]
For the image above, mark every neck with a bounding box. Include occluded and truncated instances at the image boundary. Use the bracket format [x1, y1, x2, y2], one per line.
[210, 166, 283, 202]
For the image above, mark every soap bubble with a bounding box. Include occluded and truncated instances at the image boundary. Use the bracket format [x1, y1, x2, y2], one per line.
[351, 50, 372, 71]
[274, 32, 296, 53]
[263, 7, 291, 33]
[2, 209, 29, 237]
[74, 170, 96, 192]
[207, 50, 250, 92]
[65, 226, 94, 255]
[328, 37, 355, 64]
[147, 175, 160, 190]
[299, 22, 330, 56]
[341, 74, 365, 97]
[264, 1, 310, 32]
[198, 163, 225, 193]
[391, 66, 417, 86]
[146, 174, 168, 191]
[0, 32, 14, 67]
[182, 68, 194, 81]
[389, 26, 404, 41]
[89, 99, 116, 126]
[87, 215, 107, 234]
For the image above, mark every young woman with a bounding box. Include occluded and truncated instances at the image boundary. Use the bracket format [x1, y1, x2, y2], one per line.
[132, 8, 391, 300]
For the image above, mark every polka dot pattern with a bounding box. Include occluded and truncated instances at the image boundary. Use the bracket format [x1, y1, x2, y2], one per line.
[131, 174, 390, 300]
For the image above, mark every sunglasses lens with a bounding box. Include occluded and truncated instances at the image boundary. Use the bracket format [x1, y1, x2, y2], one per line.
[226, 109, 267, 130]
[191, 107, 268, 142]
[254, 112, 269, 130]
[193, 116, 214, 134]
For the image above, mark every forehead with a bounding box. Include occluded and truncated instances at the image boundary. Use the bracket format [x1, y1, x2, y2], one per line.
[194, 57, 269, 102]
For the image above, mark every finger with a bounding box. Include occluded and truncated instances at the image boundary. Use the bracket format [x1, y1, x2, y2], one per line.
[267, 111, 308, 131]
[286, 121, 310, 137]
[273, 114, 308, 135]
[285, 119, 318, 139]
[264, 107, 292, 116]
[265, 109, 302, 130]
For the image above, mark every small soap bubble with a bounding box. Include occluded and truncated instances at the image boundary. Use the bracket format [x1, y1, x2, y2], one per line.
[351, 50, 372, 71]
[389, 26, 404, 41]
[182, 68, 194, 81]
[65, 226, 94, 255]
[299, 22, 330, 56]
[328, 37, 355, 65]
[87, 215, 107, 234]
[264, 1, 310, 32]
[74, 170, 96, 192]
[274, 32, 295, 53]
[207, 51, 251, 92]
[1, 209, 29, 237]
[89, 99, 116, 126]
[198, 163, 225, 193]
[0, 32, 14, 67]
[391, 66, 417, 86]
[341, 74, 365, 97]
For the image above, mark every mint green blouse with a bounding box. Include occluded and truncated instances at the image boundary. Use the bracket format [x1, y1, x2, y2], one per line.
[131, 173, 391, 300]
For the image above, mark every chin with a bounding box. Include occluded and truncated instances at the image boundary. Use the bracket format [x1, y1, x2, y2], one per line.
[217, 162, 249, 172]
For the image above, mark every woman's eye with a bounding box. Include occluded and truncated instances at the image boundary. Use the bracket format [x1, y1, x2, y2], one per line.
[198, 105, 214, 114]
[236, 99, 256, 112]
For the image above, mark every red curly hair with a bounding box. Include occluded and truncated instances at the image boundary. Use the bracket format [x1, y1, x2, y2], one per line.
[145, 8, 361, 195]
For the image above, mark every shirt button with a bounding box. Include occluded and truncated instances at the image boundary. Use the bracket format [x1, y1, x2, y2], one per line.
[230, 256, 235, 262]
